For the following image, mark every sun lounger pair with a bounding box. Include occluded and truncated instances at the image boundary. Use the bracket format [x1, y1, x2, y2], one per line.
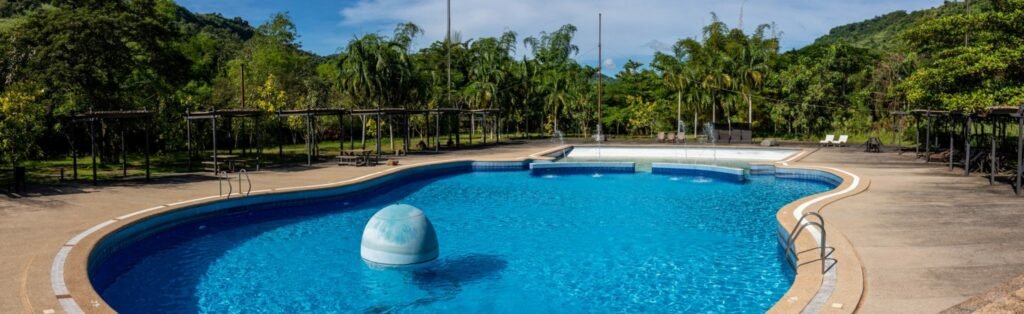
[819, 135, 848, 147]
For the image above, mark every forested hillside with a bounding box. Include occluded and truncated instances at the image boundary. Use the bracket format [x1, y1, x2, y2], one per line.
[1, 0, 1022, 175]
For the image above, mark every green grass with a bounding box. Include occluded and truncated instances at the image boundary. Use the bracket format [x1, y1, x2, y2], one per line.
[10, 133, 541, 184]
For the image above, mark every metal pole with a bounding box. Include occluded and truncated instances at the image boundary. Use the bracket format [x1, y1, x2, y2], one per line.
[446, 0, 452, 137]
[597, 13, 603, 140]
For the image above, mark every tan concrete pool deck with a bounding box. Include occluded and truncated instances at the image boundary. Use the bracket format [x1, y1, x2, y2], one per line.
[2, 140, 1022, 313]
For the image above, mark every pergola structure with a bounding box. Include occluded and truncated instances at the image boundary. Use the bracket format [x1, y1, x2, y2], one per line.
[909, 109, 951, 161]
[71, 110, 155, 185]
[185, 109, 264, 172]
[900, 105, 1024, 195]
[347, 107, 502, 162]
[276, 108, 346, 166]
[466, 108, 503, 145]
[184, 107, 502, 169]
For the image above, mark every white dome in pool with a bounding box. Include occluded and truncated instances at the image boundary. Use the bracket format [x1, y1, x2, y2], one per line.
[360, 204, 439, 266]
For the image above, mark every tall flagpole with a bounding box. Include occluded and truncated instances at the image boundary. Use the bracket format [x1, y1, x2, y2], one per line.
[597, 13, 603, 141]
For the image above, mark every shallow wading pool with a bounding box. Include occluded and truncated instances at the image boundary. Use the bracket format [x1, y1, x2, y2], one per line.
[89, 162, 835, 313]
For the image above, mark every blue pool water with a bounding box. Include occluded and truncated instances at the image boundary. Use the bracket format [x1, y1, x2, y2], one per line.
[92, 168, 833, 313]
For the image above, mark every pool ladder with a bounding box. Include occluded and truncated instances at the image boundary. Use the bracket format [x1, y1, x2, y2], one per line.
[781, 212, 836, 274]
[218, 169, 252, 198]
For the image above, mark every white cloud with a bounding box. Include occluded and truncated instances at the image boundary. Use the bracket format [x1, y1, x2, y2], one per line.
[603, 58, 616, 70]
[339, 0, 941, 65]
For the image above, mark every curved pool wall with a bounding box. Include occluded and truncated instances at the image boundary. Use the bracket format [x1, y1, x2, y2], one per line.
[78, 153, 852, 313]
[87, 161, 523, 278]
[528, 161, 636, 175]
[565, 146, 800, 161]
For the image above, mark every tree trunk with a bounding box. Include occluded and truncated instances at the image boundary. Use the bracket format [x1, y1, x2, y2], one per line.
[360, 115, 366, 149]
[675, 92, 682, 134]
[694, 109, 698, 136]
[746, 93, 753, 127]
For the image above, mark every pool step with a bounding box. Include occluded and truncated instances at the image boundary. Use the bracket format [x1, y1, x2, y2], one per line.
[650, 163, 746, 183]
[528, 162, 636, 175]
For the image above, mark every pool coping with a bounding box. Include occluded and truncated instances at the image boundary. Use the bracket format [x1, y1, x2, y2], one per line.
[50, 144, 867, 313]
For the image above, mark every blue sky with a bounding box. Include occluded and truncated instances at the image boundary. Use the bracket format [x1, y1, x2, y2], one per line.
[177, 0, 942, 72]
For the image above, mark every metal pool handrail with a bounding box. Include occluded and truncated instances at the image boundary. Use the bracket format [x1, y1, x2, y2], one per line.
[238, 169, 252, 197]
[783, 212, 835, 274]
[219, 170, 232, 197]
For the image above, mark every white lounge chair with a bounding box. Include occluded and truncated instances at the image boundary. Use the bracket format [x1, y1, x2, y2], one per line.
[831, 135, 849, 147]
[819, 134, 835, 146]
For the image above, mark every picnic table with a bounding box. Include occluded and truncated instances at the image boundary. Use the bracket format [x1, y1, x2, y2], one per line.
[338, 149, 372, 166]
[205, 154, 243, 172]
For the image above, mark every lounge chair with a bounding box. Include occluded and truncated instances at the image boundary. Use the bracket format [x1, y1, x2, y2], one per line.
[657, 132, 666, 142]
[676, 132, 686, 144]
[831, 135, 849, 147]
[819, 134, 835, 147]
[666, 132, 676, 143]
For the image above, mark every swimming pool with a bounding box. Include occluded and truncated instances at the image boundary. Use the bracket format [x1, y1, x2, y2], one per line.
[89, 163, 834, 313]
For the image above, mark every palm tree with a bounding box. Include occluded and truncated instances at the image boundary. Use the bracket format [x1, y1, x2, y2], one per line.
[337, 23, 422, 159]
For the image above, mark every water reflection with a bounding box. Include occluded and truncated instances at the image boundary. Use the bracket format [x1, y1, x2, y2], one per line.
[364, 254, 507, 313]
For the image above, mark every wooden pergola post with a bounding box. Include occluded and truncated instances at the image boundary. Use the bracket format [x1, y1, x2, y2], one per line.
[434, 110, 440, 152]
[917, 115, 925, 158]
[1015, 105, 1022, 195]
[121, 128, 127, 177]
[925, 110, 932, 162]
[144, 122, 150, 181]
[186, 114, 193, 172]
[278, 113, 285, 161]
[90, 117, 97, 185]
[212, 115, 218, 173]
[991, 120, 998, 185]
[71, 122, 78, 181]
[949, 116, 955, 170]
[342, 113, 350, 157]
[965, 115, 973, 175]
